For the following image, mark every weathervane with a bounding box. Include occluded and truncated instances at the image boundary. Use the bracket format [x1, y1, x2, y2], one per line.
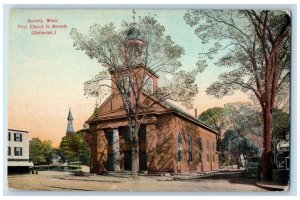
[132, 9, 136, 24]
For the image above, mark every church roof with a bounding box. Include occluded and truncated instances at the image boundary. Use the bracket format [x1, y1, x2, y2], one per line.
[163, 100, 218, 134]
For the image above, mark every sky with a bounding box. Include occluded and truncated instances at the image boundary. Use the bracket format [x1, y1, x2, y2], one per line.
[8, 9, 250, 147]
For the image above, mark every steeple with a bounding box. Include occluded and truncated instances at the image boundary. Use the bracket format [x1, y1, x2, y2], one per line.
[66, 108, 75, 135]
[125, 24, 144, 66]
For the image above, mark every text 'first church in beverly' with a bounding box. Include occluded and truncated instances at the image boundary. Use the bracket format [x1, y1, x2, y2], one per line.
[86, 25, 219, 175]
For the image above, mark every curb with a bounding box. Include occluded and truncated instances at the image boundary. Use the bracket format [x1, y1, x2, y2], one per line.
[255, 181, 288, 191]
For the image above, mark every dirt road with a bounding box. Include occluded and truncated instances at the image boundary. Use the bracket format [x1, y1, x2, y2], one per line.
[7, 171, 269, 192]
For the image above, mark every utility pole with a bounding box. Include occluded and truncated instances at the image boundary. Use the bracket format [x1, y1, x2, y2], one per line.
[228, 140, 230, 170]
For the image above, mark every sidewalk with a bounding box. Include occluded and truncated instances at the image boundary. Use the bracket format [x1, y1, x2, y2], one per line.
[256, 181, 289, 191]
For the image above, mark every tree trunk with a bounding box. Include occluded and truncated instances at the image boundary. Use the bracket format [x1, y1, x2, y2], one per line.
[131, 128, 139, 179]
[131, 143, 139, 178]
[262, 107, 273, 181]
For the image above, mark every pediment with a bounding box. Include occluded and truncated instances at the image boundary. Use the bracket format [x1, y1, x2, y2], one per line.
[87, 93, 172, 123]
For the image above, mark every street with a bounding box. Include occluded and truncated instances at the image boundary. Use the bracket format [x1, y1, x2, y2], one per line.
[7, 171, 269, 192]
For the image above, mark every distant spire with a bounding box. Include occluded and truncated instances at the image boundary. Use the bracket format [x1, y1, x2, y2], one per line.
[67, 108, 73, 120]
[66, 108, 75, 135]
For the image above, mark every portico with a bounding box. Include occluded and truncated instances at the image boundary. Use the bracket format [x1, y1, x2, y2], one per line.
[89, 118, 158, 173]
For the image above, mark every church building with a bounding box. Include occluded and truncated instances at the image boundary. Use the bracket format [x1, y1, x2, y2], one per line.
[86, 26, 219, 175]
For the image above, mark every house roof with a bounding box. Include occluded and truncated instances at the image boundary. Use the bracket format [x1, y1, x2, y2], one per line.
[8, 129, 29, 133]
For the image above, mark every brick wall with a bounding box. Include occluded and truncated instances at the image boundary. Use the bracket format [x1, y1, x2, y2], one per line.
[171, 115, 219, 174]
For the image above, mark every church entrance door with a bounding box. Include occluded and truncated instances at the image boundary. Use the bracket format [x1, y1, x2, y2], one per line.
[138, 125, 147, 171]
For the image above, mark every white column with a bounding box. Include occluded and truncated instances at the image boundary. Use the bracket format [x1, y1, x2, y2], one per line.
[112, 128, 120, 171]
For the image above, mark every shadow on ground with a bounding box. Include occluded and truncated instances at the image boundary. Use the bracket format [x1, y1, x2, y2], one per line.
[175, 170, 260, 187]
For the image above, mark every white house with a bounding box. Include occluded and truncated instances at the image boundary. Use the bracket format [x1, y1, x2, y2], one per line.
[8, 129, 33, 173]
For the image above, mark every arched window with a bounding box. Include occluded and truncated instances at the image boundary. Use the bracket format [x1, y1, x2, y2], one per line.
[188, 135, 193, 163]
[206, 141, 210, 163]
[198, 138, 203, 164]
[177, 133, 182, 162]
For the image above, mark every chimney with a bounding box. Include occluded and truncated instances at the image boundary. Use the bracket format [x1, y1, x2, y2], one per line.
[195, 108, 198, 118]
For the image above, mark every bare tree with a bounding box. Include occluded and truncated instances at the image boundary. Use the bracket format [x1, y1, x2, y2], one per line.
[71, 14, 203, 178]
[184, 10, 290, 180]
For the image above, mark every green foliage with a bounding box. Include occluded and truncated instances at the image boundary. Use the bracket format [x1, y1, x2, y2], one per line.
[224, 103, 264, 152]
[224, 103, 290, 146]
[199, 102, 262, 137]
[272, 108, 290, 141]
[205, 103, 289, 155]
[59, 133, 90, 165]
[29, 138, 54, 166]
[224, 102, 263, 135]
[199, 102, 289, 157]
[222, 129, 260, 160]
[219, 103, 264, 165]
[199, 107, 227, 136]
